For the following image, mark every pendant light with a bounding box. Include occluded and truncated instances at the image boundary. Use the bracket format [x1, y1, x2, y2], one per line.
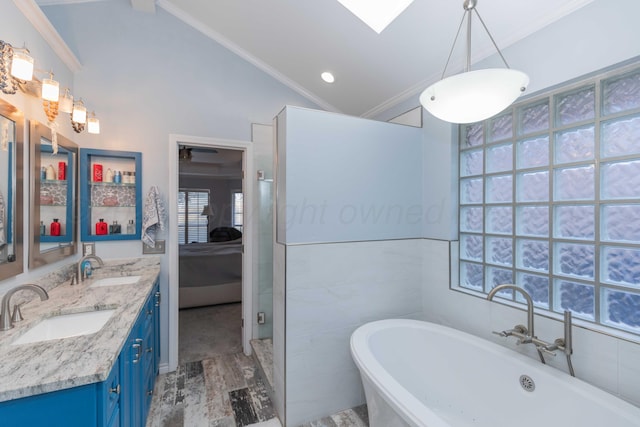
[420, 0, 529, 124]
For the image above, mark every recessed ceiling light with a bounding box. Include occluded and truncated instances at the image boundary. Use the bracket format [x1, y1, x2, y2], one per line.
[321, 72, 335, 83]
[336, 0, 415, 34]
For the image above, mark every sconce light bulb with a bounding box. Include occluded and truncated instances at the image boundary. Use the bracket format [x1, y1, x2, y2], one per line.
[59, 89, 73, 113]
[72, 101, 87, 124]
[42, 78, 60, 102]
[88, 116, 100, 134]
[10, 49, 34, 81]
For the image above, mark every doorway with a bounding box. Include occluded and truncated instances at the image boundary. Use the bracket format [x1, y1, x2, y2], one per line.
[167, 135, 254, 373]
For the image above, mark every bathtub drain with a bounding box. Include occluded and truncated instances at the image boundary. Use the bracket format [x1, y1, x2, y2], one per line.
[519, 375, 535, 392]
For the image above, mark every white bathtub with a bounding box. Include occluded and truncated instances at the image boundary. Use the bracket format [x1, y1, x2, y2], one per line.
[350, 319, 640, 427]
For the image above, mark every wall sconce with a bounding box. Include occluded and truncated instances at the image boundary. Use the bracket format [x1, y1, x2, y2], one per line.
[41, 71, 59, 102]
[87, 111, 100, 134]
[9, 47, 34, 81]
[72, 99, 87, 124]
[0, 41, 18, 95]
[59, 87, 73, 113]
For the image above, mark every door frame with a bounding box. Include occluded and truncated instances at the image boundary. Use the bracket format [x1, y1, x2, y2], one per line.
[167, 134, 254, 372]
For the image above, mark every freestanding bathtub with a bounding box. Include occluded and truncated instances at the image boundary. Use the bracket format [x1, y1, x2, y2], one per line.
[350, 319, 640, 427]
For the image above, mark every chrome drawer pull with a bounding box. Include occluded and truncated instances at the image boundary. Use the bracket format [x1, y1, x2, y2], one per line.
[109, 384, 120, 395]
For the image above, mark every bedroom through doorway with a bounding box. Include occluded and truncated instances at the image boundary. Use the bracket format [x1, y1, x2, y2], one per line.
[177, 145, 245, 364]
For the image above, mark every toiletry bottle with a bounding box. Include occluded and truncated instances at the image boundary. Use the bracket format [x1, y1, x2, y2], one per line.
[110, 220, 121, 234]
[46, 164, 56, 180]
[40, 166, 46, 180]
[40, 221, 46, 236]
[93, 164, 103, 182]
[105, 168, 113, 183]
[96, 218, 108, 235]
[127, 219, 135, 234]
[50, 219, 61, 236]
[58, 161, 66, 180]
[114, 170, 122, 184]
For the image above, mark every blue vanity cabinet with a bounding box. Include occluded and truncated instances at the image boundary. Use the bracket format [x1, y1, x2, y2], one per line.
[79, 148, 142, 242]
[120, 279, 160, 426]
[0, 281, 160, 427]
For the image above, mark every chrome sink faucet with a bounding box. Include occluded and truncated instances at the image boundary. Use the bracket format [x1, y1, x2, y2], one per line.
[0, 284, 49, 331]
[487, 284, 575, 376]
[72, 254, 104, 285]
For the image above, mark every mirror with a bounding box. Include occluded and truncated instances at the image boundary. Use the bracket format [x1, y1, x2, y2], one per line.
[0, 98, 24, 280]
[29, 121, 77, 268]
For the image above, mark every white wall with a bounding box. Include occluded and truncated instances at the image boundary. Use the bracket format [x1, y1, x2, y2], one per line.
[0, 0, 79, 296]
[0, 0, 319, 373]
[276, 106, 423, 244]
[275, 106, 424, 425]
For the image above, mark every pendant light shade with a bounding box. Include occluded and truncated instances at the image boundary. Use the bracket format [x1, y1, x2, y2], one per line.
[10, 49, 34, 81]
[420, 0, 528, 124]
[421, 68, 529, 124]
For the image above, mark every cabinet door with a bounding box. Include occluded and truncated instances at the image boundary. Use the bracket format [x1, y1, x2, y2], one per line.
[98, 357, 121, 426]
[79, 149, 142, 241]
[0, 384, 97, 426]
[153, 282, 161, 374]
[120, 313, 144, 427]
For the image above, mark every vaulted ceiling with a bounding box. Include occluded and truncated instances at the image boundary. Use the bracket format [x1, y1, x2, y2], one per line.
[35, 0, 595, 117]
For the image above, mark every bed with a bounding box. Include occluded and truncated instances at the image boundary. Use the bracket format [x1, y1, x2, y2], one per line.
[178, 238, 242, 309]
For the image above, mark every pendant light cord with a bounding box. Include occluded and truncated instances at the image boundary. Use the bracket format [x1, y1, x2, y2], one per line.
[473, 9, 511, 69]
[439, 6, 511, 81]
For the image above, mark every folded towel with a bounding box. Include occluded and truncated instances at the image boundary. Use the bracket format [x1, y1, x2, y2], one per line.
[142, 185, 166, 247]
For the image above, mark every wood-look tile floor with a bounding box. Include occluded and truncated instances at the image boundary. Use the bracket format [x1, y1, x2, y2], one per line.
[146, 303, 369, 426]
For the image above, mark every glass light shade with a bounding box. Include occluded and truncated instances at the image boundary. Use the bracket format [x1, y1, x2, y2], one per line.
[41, 78, 60, 102]
[72, 102, 87, 124]
[420, 68, 530, 124]
[59, 90, 73, 113]
[87, 116, 100, 134]
[10, 50, 34, 81]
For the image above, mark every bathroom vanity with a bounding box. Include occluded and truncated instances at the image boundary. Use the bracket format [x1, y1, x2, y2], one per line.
[0, 257, 160, 427]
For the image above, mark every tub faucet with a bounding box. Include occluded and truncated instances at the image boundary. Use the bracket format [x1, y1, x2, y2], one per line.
[0, 284, 49, 331]
[487, 284, 536, 342]
[72, 254, 104, 285]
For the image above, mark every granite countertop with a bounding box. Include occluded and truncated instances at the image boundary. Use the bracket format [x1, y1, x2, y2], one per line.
[0, 257, 161, 402]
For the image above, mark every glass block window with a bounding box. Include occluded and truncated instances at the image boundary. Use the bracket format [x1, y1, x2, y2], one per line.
[458, 62, 640, 336]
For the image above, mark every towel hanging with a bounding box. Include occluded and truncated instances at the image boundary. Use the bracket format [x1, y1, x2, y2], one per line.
[142, 185, 166, 248]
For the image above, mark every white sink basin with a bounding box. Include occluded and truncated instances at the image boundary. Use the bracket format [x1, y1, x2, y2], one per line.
[89, 275, 141, 288]
[12, 309, 117, 345]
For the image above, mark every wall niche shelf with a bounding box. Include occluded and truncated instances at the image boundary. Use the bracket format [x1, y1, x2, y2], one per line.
[80, 149, 142, 241]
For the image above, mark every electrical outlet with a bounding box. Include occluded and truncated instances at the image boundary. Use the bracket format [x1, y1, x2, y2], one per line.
[142, 239, 165, 254]
[257, 312, 266, 324]
[82, 242, 95, 256]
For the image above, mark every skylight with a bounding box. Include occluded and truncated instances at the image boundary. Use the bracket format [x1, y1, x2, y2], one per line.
[336, 0, 415, 34]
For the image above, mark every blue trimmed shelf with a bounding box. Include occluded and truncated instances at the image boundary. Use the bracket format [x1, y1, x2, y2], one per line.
[80, 149, 142, 242]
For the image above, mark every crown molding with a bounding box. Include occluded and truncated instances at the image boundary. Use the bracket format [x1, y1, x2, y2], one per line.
[14, 0, 82, 73]
[156, 0, 340, 114]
